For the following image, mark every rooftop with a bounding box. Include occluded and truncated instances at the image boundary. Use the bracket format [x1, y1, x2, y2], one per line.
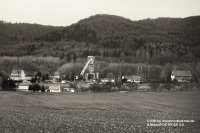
[172, 70, 192, 77]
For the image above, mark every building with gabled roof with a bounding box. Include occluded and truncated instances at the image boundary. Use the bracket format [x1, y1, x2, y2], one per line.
[171, 70, 192, 82]
[49, 86, 61, 92]
[122, 75, 142, 83]
[18, 80, 32, 91]
[10, 70, 26, 81]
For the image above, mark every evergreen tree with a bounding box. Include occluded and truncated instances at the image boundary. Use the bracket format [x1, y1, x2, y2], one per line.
[45, 74, 49, 80]
[149, 82, 160, 92]
[0, 71, 4, 77]
[60, 52, 65, 60]
[41, 85, 45, 92]
[35, 71, 43, 82]
[166, 71, 172, 83]
[1, 78, 16, 91]
[67, 53, 71, 62]
[71, 71, 75, 81]
[73, 53, 77, 63]
[31, 44, 36, 52]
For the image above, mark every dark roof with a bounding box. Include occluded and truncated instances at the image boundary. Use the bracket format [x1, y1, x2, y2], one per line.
[172, 70, 192, 77]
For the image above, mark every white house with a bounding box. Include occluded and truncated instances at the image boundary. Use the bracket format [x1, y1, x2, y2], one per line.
[49, 86, 61, 92]
[18, 80, 32, 91]
[10, 70, 26, 81]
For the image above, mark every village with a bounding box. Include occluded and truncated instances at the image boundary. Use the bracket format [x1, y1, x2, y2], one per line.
[0, 56, 198, 93]
[1, 0, 200, 132]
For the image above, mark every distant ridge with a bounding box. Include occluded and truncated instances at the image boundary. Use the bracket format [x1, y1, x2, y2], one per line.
[0, 14, 200, 63]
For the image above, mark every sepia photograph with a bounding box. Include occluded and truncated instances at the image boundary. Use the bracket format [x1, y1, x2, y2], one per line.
[0, 0, 200, 132]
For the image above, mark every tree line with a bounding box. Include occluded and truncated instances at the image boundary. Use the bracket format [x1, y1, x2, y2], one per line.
[0, 21, 60, 45]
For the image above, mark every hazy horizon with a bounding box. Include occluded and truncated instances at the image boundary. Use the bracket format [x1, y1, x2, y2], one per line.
[1, 0, 200, 26]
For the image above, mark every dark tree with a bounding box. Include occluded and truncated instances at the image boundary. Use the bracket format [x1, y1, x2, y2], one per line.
[65, 74, 70, 81]
[161, 77, 165, 83]
[149, 82, 160, 92]
[45, 74, 49, 80]
[67, 53, 71, 62]
[86, 49, 90, 57]
[42, 75, 46, 81]
[1, 78, 16, 91]
[122, 78, 127, 83]
[9, 80, 16, 89]
[41, 85, 45, 92]
[115, 80, 123, 90]
[104, 81, 113, 92]
[35, 71, 43, 82]
[126, 82, 138, 91]
[162, 83, 172, 91]
[0, 71, 4, 77]
[192, 75, 199, 83]
[2, 78, 9, 90]
[73, 53, 77, 63]
[149, 48, 154, 64]
[36, 71, 43, 77]
[40, 42, 44, 47]
[173, 79, 180, 89]
[166, 71, 172, 83]
[60, 52, 65, 60]
[71, 71, 75, 81]
[31, 44, 36, 52]
[29, 83, 41, 92]
[30, 78, 37, 84]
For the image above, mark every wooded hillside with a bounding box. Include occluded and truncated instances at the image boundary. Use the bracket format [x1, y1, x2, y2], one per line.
[0, 21, 61, 45]
[34, 14, 200, 63]
[0, 14, 200, 78]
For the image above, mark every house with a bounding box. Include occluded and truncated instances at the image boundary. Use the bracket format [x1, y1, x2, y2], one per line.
[49, 86, 61, 92]
[171, 70, 192, 82]
[10, 70, 26, 81]
[122, 75, 142, 83]
[18, 80, 32, 91]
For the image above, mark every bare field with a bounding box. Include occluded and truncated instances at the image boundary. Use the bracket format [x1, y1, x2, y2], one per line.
[0, 91, 200, 133]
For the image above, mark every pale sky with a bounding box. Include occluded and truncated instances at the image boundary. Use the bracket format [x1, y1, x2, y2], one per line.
[1, 0, 200, 26]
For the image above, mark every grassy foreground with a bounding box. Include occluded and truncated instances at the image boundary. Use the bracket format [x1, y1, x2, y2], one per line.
[0, 91, 200, 133]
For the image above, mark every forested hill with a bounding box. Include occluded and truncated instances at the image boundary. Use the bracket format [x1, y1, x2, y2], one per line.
[78, 15, 200, 45]
[36, 14, 200, 44]
[1, 14, 200, 65]
[0, 21, 62, 45]
[136, 16, 200, 43]
[34, 14, 200, 59]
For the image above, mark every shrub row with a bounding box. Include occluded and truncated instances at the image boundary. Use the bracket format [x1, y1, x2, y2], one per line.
[149, 82, 200, 92]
